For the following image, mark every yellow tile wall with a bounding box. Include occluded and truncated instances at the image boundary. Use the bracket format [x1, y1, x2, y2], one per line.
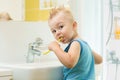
[25, 0, 50, 21]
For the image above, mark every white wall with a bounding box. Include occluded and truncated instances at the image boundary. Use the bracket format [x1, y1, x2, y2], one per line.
[81, 0, 102, 54]
[0, 22, 56, 64]
[70, 0, 102, 54]
[0, 0, 23, 21]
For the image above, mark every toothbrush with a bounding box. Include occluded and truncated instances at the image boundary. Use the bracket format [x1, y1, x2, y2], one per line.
[42, 38, 62, 55]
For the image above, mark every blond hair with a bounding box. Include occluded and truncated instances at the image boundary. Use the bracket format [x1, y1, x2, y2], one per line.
[48, 6, 74, 22]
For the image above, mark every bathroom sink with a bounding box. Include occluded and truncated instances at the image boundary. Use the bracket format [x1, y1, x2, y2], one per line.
[1, 61, 64, 80]
[14, 61, 63, 80]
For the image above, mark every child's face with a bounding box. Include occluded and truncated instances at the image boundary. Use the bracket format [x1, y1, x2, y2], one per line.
[49, 12, 76, 44]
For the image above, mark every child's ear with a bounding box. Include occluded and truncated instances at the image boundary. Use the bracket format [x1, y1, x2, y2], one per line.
[73, 21, 77, 29]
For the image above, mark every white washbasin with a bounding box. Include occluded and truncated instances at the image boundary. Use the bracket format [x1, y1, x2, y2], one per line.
[0, 61, 64, 80]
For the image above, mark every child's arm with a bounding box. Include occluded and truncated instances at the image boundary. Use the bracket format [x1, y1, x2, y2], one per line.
[92, 51, 103, 64]
[48, 41, 80, 68]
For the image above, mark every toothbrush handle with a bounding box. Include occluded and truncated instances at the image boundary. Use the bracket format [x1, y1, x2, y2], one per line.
[42, 50, 51, 55]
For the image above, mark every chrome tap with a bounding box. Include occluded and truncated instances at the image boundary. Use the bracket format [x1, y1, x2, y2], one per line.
[107, 50, 120, 80]
[26, 37, 43, 63]
[107, 51, 120, 64]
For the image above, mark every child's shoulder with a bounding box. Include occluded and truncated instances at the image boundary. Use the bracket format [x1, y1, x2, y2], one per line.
[71, 38, 87, 44]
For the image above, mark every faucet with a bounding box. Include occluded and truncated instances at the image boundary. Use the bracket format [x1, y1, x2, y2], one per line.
[107, 51, 120, 64]
[107, 50, 120, 80]
[26, 37, 43, 63]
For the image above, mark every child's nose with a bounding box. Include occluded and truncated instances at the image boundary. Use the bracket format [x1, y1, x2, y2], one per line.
[56, 30, 61, 37]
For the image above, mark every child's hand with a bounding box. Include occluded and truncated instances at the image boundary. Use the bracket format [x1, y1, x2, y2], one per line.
[48, 41, 60, 51]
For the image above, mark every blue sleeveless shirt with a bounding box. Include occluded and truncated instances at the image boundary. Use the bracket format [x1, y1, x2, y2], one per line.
[63, 39, 95, 80]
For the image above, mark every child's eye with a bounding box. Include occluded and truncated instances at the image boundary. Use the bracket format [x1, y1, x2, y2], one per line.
[52, 30, 56, 34]
[59, 25, 64, 29]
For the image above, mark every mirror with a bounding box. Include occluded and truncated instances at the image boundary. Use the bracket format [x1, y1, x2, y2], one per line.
[0, 0, 68, 21]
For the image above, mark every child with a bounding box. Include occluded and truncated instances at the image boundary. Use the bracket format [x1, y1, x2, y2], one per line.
[48, 6, 102, 80]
